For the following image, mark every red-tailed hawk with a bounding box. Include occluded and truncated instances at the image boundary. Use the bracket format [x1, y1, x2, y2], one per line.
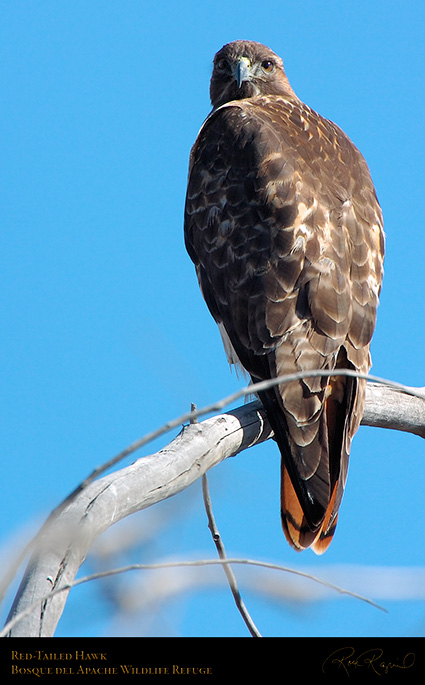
[184, 40, 384, 553]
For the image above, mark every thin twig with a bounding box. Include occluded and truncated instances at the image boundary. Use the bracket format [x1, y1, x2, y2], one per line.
[36, 370, 425, 504]
[202, 474, 262, 637]
[0, 556, 386, 637]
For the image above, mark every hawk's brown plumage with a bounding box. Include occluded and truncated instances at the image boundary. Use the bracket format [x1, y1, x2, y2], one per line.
[184, 40, 384, 553]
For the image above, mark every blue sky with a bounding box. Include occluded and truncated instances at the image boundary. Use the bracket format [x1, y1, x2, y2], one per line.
[1, 0, 425, 638]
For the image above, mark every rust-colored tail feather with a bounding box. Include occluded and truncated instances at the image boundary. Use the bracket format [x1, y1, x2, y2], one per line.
[279, 371, 356, 554]
[280, 463, 339, 554]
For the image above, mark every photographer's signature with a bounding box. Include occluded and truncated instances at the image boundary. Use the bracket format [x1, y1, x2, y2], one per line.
[322, 646, 415, 677]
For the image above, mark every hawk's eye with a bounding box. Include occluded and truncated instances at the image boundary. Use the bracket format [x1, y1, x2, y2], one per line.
[216, 58, 229, 71]
[261, 59, 274, 73]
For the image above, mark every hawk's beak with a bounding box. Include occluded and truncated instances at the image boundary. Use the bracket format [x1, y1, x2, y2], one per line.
[234, 57, 251, 87]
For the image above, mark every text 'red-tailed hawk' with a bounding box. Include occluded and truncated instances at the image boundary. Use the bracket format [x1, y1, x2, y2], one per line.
[184, 40, 384, 553]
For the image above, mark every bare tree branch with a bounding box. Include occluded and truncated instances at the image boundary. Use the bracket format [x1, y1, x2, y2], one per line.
[362, 381, 425, 438]
[3, 374, 425, 637]
[202, 474, 262, 637]
[1, 556, 386, 638]
[4, 401, 271, 637]
[107, 560, 425, 613]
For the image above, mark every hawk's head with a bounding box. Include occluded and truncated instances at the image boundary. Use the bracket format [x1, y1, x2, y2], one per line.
[210, 40, 297, 109]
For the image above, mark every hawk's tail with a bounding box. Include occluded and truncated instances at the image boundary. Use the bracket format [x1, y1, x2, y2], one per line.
[258, 363, 358, 554]
[280, 463, 339, 554]
[280, 372, 354, 554]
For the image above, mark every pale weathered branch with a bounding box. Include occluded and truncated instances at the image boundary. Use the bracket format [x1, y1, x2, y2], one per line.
[362, 381, 425, 437]
[3, 377, 425, 637]
[4, 401, 271, 637]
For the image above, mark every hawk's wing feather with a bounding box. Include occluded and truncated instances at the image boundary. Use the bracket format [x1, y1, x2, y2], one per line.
[184, 95, 384, 551]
